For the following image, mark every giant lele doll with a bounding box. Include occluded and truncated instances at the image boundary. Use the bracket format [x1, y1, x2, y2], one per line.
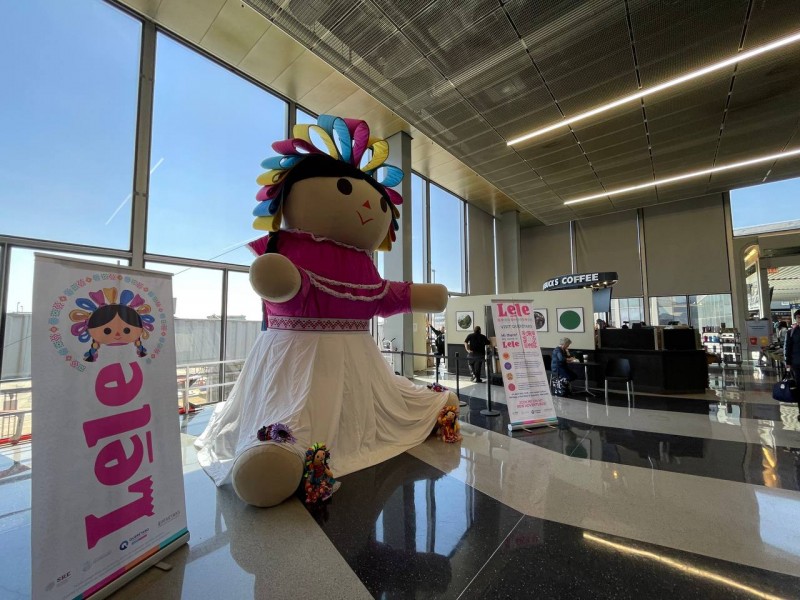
[196, 115, 458, 507]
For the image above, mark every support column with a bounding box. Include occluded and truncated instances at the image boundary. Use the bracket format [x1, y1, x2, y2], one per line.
[382, 130, 414, 377]
[497, 211, 520, 293]
[130, 21, 156, 269]
[637, 208, 650, 325]
[757, 261, 770, 319]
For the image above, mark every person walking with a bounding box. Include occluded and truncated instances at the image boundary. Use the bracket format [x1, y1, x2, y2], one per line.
[464, 326, 491, 383]
[785, 309, 800, 377]
[430, 324, 446, 376]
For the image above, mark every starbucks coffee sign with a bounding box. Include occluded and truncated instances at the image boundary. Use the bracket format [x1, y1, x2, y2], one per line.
[542, 272, 618, 291]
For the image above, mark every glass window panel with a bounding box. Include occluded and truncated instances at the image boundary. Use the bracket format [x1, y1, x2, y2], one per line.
[609, 297, 643, 327]
[376, 252, 385, 278]
[689, 294, 733, 330]
[148, 34, 287, 265]
[411, 174, 426, 284]
[0, 0, 140, 248]
[429, 184, 465, 293]
[650, 296, 689, 326]
[296, 108, 317, 125]
[2, 248, 129, 382]
[223, 271, 262, 401]
[147, 261, 223, 406]
[225, 271, 263, 361]
[145, 261, 222, 361]
[731, 177, 800, 235]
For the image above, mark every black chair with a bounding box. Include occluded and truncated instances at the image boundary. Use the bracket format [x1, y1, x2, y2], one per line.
[604, 358, 634, 409]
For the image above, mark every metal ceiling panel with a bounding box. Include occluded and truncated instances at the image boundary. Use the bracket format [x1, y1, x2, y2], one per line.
[401, 0, 497, 56]
[324, 0, 396, 57]
[627, 0, 748, 87]
[370, 0, 434, 28]
[762, 155, 800, 182]
[527, 1, 637, 116]
[234, 0, 800, 221]
[571, 110, 648, 152]
[427, 8, 520, 79]
[706, 165, 771, 194]
[742, 0, 800, 48]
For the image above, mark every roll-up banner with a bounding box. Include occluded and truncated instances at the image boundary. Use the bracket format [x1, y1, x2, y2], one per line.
[491, 300, 558, 431]
[31, 255, 188, 600]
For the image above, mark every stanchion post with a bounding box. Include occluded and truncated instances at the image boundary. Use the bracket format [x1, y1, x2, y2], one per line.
[480, 345, 500, 417]
[455, 352, 467, 407]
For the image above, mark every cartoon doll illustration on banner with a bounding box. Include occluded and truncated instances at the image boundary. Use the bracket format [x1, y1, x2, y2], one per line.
[69, 288, 155, 362]
[195, 114, 461, 508]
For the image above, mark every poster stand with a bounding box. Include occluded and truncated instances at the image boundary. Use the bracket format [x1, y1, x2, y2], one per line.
[82, 532, 189, 600]
[490, 299, 558, 432]
[31, 255, 189, 600]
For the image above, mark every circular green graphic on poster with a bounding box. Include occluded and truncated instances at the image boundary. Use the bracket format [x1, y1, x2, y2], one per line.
[559, 310, 582, 330]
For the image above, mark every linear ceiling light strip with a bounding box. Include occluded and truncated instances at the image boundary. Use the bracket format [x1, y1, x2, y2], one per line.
[563, 148, 800, 205]
[508, 31, 800, 146]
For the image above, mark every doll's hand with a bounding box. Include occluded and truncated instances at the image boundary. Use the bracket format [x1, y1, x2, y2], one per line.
[249, 254, 301, 302]
[410, 283, 448, 312]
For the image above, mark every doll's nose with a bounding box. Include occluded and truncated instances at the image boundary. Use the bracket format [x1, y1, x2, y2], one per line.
[362, 200, 371, 209]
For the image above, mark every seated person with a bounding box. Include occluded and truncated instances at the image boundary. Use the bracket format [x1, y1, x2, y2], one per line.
[551, 337, 578, 388]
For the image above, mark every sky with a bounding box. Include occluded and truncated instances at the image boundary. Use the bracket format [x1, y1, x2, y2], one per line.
[1, 0, 466, 327]
[729, 177, 800, 230]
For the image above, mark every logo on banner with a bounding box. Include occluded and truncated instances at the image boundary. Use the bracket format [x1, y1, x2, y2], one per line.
[46, 273, 169, 372]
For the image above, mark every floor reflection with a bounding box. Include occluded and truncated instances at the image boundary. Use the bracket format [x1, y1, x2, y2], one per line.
[305, 453, 522, 598]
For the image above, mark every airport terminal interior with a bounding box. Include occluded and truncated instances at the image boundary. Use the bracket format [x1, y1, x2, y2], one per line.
[2, 0, 800, 598]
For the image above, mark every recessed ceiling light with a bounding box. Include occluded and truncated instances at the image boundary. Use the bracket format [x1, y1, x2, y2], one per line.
[507, 30, 800, 146]
[563, 148, 800, 205]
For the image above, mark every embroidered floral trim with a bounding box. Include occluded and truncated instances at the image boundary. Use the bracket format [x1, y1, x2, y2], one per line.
[305, 270, 391, 302]
[304, 269, 384, 290]
[269, 317, 370, 331]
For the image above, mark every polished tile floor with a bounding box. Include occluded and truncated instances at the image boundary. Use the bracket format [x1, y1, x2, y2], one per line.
[2, 365, 800, 599]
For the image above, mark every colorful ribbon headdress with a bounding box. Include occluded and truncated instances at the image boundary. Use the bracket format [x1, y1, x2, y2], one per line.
[253, 114, 404, 251]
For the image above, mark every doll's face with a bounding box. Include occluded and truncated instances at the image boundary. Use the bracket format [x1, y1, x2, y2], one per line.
[282, 176, 392, 251]
[313, 450, 326, 466]
[445, 410, 456, 422]
[89, 314, 142, 346]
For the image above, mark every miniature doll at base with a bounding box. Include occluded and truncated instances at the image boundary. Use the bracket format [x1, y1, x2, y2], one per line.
[195, 115, 460, 507]
[303, 443, 339, 504]
[437, 405, 462, 443]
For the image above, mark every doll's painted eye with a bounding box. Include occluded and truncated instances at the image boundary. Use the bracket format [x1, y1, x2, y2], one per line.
[336, 178, 353, 195]
[123, 327, 131, 334]
[104, 327, 112, 335]
[380, 198, 388, 212]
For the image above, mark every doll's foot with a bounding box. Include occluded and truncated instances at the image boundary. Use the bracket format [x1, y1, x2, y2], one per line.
[232, 444, 303, 507]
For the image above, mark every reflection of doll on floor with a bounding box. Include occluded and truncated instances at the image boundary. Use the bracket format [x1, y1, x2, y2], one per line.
[304, 443, 339, 504]
[436, 406, 462, 443]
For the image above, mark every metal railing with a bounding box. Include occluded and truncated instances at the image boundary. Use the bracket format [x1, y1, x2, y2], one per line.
[177, 358, 246, 415]
[0, 378, 32, 444]
[379, 347, 501, 414]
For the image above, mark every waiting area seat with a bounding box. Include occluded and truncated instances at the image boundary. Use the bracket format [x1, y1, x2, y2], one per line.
[604, 358, 634, 410]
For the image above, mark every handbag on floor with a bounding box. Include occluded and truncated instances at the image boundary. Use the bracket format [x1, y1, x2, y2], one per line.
[552, 376, 570, 397]
[772, 376, 799, 402]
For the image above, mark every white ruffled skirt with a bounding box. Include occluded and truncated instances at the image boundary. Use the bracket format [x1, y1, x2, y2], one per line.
[195, 329, 450, 483]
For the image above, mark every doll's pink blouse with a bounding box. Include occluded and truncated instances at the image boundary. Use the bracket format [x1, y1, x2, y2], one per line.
[259, 230, 411, 321]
